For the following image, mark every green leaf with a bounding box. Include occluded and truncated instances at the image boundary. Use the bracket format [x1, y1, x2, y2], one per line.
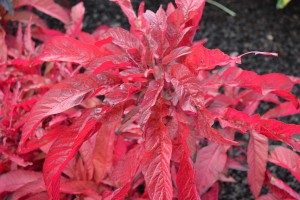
[276, 0, 291, 9]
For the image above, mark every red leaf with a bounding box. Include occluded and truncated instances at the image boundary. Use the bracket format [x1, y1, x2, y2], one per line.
[90, 54, 132, 74]
[1, 151, 32, 167]
[38, 36, 105, 65]
[60, 180, 98, 195]
[24, 18, 35, 55]
[66, 2, 85, 37]
[263, 100, 300, 118]
[24, 192, 49, 200]
[11, 178, 45, 200]
[170, 64, 205, 106]
[176, 123, 200, 200]
[43, 108, 100, 200]
[111, 144, 144, 187]
[162, 46, 191, 65]
[0, 28, 7, 64]
[142, 105, 173, 200]
[266, 171, 300, 200]
[139, 80, 163, 126]
[0, 170, 42, 193]
[31, 27, 64, 43]
[175, 0, 205, 23]
[184, 43, 233, 71]
[194, 142, 228, 195]
[14, 0, 70, 24]
[98, 27, 141, 51]
[220, 108, 259, 133]
[197, 109, 238, 145]
[177, 152, 200, 200]
[144, 7, 169, 56]
[19, 74, 100, 152]
[92, 104, 123, 183]
[4, 11, 48, 28]
[256, 194, 281, 200]
[202, 182, 219, 200]
[102, 183, 131, 200]
[247, 130, 268, 197]
[259, 119, 300, 151]
[269, 146, 300, 182]
[79, 138, 95, 180]
[175, 0, 205, 43]
[112, 0, 136, 27]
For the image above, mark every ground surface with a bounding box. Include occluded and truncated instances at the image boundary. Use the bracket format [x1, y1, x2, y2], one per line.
[53, 0, 300, 199]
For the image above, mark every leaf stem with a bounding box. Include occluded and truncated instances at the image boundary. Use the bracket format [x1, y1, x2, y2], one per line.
[206, 0, 237, 17]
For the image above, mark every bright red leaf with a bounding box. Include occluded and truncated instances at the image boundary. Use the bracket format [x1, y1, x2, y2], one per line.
[247, 130, 268, 197]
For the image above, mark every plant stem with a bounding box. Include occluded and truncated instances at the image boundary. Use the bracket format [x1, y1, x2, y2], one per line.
[206, 0, 237, 17]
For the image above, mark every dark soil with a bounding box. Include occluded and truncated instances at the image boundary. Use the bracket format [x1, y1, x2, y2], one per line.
[53, 0, 300, 199]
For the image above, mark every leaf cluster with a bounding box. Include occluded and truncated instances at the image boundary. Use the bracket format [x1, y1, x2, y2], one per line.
[0, 0, 300, 199]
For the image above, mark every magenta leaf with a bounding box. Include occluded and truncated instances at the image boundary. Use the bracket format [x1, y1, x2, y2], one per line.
[19, 74, 100, 152]
[0, 170, 42, 193]
[195, 142, 228, 195]
[269, 146, 300, 182]
[43, 108, 101, 200]
[38, 36, 105, 65]
[110, 144, 144, 187]
[92, 104, 123, 183]
[14, 0, 70, 24]
[142, 104, 173, 200]
[247, 130, 268, 197]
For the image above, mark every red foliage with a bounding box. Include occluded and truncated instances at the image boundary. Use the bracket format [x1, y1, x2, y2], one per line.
[0, 0, 300, 199]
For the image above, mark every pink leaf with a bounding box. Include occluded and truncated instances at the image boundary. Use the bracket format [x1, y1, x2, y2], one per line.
[259, 119, 300, 151]
[98, 27, 141, 51]
[269, 146, 300, 182]
[0, 170, 42, 193]
[142, 105, 173, 200]
[19, 74, 100, 152]
[31, 27, 64, 43]
[177, 153, 200, 200]
[4, 11, 48, 28]
[263, 100, 300, 118]
[256, 194, 280, 200]
[43, 109, 100, 200]
[162, 46, 191, 65]
[195, 142, 228, 195]
[138, 80, 163, 126]
[144, 7, 169, 56]
[184, 43, 233, 71]
[92, 104, 123, 183]
[1, 151, 32, 167]
[14, 0, 70, 24]
[79, 138, 95, 180]
[24, 18, 35, 55]
[202, 182, 219, 200]
[66, 2, 85, 37]
[112, 0, 136, 27]
[102, 183, 131, 200]
[176, 123, 200, 200]
[266, 171, 300, 200]
[11, 178, 45, 200]
[111, 144, 144, 187]
[247, 130, 268, 197]
[38, 36, 105, 65]
[24, 192, 49, 200]
[0, 28, 7, 64]
[90, 54, 132, 74]
[197, 109, 238, 145]
[60, 180, 98, 195]
[175, 0, 205, 22]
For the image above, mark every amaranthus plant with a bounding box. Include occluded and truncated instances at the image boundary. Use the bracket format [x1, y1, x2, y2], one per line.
[0, 0, 300, 199]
